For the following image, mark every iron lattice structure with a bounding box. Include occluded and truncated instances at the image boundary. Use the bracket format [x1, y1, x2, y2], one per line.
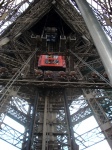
[0, 0, 112, 150]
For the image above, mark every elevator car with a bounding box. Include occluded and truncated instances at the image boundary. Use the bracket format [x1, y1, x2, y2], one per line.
[38, 54, 66, 71]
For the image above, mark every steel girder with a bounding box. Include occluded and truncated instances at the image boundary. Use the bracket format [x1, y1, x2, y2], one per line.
[0, 0, 112, 150]
[0, 78, 111, 88]
[26, 90, 73, 150]
[0, 51, 36, 125]
[88, 0, 112, 41]
[0, 122, 23, 149]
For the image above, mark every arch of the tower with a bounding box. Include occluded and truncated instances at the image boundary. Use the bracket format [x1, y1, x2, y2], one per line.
[0, 0, 112, 150]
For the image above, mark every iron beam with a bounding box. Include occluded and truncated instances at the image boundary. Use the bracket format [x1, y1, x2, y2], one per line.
[26, 90, 39, 150]
[42, 95, 48, 150]
[74, 0, 112, 84]
[64, 90, 79, 150]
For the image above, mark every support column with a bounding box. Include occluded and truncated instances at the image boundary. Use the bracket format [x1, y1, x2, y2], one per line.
[27, 90, 39, 150]
[64, 90, 79, 150]
[74, 0, 112, 84]
[42, 96, 48, 150]
[22, 90, 38, 150]
[83, 89, 112, 148]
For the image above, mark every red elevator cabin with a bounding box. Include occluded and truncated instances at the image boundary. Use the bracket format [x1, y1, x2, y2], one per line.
[38, 55, 66, 71]
[37, 27, 66, 71]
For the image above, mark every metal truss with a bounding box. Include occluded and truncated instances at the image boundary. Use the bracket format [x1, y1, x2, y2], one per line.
[0, 0, 33, 35]
[0, 0, 107, 77]
[21, 90, 78, 150]
[0, 122, 23, 149]
[7, 97, 30, 126]
[0, 89, 34, 149]
[0, 0, 111, 40]
[0, 53, 22, 67]
[1, 91, 111, 150]
[0, 0, 112, 150]
[75, 125, 105, 150]
[71, 0, 112, 42]
[69, 90, 112, 149]
[0, 78, 111, 89]
[83, 88, 112, 148]
[0, 0, 52, 40]
[0, 50, 36, 124]
[67, 54, 112, 149]
[87, 0, 112, 41]
[56, 0, 91, 41]
[70, 97, 92, 125]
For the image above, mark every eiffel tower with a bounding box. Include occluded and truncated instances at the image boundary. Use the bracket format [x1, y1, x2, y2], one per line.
[0, 0, 112, 150]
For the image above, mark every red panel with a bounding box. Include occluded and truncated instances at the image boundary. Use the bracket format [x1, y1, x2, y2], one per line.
[38, 55, 66, 68]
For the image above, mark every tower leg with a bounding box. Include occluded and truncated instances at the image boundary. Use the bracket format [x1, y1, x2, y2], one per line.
[22, 90, 39, 150]
[22, 89, 79, 150]
[42, 96, 48, 150]
[64, 90, 79, 150]
[74, 0, 112, 84]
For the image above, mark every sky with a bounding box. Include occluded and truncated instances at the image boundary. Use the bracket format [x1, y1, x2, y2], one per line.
[0, 140, 19, 150]
[74, 116, 111, 150]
